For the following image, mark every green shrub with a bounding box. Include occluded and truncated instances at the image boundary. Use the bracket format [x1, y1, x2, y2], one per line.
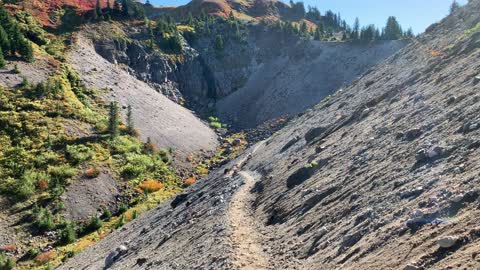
[34, 207, 55, 232]
[115, 214, 126, 229]
[66, 144, 93, 164]
[121, 153, 154, 179]
[48, 164, 77, 181]
[85, 216, 103, 232]
[59, 222, 76, 244]
[101, 208, 112, 220]
[0, 253, 15, 270]
[118, 203, 128, 214]
[110, 136, 142, 154]
[210, 121, 222, 129]
[25, 248, 40, 259]
[13, 170, 37, 199]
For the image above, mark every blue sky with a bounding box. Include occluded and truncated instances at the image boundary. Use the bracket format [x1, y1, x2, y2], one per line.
[150, 0, 467, 34]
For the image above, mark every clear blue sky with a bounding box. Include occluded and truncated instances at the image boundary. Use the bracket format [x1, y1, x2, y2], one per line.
[149, 0, 467, 34]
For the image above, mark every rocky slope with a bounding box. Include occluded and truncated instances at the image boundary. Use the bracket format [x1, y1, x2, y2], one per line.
[90, 20, 406, 129]
[68, 33, 219, 167]
[60, 1, 480, 269]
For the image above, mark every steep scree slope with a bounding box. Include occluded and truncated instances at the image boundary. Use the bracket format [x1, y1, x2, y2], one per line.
[68, 34, 219, 165]
[60, 1, 480, 269]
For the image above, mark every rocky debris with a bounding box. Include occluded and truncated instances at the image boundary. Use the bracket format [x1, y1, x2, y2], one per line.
[105, 244, 129, 269]
[405, 128, 423, 141]
[404, 264, 422, 270]
[305, 126, 327, 143]
[437, 236, 458, 248]
[232, 138, 242, 146]
[60, 1, 480, 269]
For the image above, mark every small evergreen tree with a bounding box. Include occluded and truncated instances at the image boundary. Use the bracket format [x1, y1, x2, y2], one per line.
[122, 0, 129, 17]
[126, 104, 134, 134]
[450, 0, 460, 14]
[95, 0, 103, 20]
[59, 222, 76, 244]
[214, 34, 224, 51]
[352, 17, 360, 40]
[383, 16, 403, 40]
[300, 21, 308, 36]
[0, 49, 6, 68]
[108, 101, 119, 138]
[0, 25, 10, 53]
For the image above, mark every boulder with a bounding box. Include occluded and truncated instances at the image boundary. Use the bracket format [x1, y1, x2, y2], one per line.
[437, 236, 458, 248]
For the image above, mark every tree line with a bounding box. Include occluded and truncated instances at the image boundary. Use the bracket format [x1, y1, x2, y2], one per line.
[280, 1, 414, 42]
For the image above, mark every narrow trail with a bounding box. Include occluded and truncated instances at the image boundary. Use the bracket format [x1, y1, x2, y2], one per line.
[227, 142, 271, 270]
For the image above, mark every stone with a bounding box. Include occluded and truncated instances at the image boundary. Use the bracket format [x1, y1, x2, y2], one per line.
[404, 264, 421, 270]
[437, 236, 458, 248]
[405, 128, 422, 141]
[446, 96, 457, 105]
[416, 149, 428, 162]
[232, 138, 242, 146]
[427, 146, 443, 158]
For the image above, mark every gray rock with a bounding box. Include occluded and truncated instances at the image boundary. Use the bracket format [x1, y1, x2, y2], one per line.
[404, 264, 422, 270]
[416, 149, 428, 162]
[437, 236, 458, 248]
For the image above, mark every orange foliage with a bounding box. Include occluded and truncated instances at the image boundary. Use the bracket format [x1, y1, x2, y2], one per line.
[184, 177, 196, 186]
[85, 167, 100, 178]
[138, 180, 163, 193]
[35, 251, 56, 263]
[186, 154, 194, 163]
[430, 49, 443, 56]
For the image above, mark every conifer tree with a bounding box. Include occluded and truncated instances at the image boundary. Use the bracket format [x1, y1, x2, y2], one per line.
[450, 0, 460, 14]
[122, 0, 129, 17]
[352, 17, 360, 40]
[126, 104, 134, 134]
[0, 49, 6, 68]
[383, 16, 403, 40]
[108, 101, 120, 138]
[0, 25, 10, 54]
[95, 0, 103, 20]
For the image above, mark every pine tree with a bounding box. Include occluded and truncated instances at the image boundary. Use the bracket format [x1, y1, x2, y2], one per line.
[107, 0, 112, 11]
[313, 27, 322, 41]
[95, 0, 103, 20]
[383, 16, 403, 40]
[0, 25, 10, 54]
[114, 0, 121, 12]
[450, 0, 460, 14]
[122, 0, 129, 17]
[108, 101, 120, 138]
[126, 104, 134, 134]
[300, 21, 308, 36]
[352, 17, 360, 40]
[0, 48, 6, 68]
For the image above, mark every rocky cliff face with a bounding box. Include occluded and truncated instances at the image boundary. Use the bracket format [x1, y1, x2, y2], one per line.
[89, 22, 407, 128]
[59, 1, 480, 269]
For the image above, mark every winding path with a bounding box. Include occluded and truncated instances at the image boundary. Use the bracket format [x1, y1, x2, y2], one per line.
[227, 142, 271, 270]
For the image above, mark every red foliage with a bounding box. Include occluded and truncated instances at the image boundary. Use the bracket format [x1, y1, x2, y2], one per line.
[1, 244, 17, 252]
[35, 251, 56, 263]
[38, 179, 48, 191]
